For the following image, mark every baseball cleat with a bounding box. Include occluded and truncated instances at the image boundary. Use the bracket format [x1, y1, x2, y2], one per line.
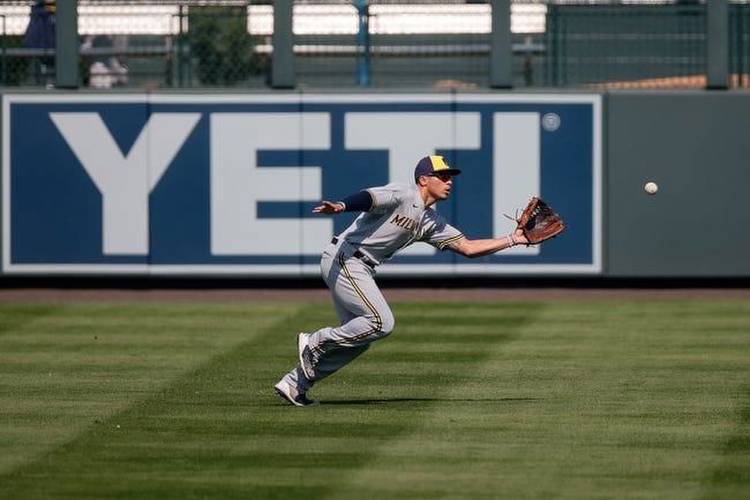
[274, 380, 318, 407]
[297, 332, 316, 381]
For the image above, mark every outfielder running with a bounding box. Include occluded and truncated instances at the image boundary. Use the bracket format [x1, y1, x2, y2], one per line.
[274, 155, 563, 406]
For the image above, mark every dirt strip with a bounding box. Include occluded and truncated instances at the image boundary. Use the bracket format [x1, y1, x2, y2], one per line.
[0, 288, 748, 303]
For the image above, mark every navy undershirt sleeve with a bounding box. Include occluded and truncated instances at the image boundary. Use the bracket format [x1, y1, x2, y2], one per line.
[340, 190, 373, 212]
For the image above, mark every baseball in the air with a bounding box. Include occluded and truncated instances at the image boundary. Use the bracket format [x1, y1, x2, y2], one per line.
[644, 181, 658, 195]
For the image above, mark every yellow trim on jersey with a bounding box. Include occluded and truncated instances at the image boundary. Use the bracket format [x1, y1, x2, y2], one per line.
[338, 253, 383, 342]
[436, 233, 465, 250]
[430, 155, 449, 171]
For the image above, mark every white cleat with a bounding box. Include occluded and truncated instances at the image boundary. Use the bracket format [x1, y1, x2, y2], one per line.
[274, 379, 318, 407]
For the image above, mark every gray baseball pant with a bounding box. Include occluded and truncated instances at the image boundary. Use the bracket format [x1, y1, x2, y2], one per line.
[281, 240, 395, 393]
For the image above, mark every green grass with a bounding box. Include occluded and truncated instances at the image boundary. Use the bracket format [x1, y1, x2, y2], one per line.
[1, 298, 749, 499]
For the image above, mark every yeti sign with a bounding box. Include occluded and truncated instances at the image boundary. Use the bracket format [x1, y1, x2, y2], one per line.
[2, 94, 601, 276]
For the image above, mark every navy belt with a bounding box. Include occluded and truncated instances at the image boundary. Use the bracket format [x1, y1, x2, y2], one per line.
[331, 237, 375, 269]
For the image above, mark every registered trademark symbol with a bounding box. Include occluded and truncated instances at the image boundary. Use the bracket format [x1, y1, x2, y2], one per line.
[542, 113, 561, 131]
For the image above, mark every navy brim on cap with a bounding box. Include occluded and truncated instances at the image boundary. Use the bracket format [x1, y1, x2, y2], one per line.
[440, 168, 462, 176]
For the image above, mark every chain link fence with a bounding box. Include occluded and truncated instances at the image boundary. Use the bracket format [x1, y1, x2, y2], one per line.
[543, 1, 707, 89]
[0, 0, 271, 89]
[0, 0, 748, 89]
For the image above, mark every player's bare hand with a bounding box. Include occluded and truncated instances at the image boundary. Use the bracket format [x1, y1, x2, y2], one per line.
[513, 228, 530, 246]
[313, 201, 345, 214]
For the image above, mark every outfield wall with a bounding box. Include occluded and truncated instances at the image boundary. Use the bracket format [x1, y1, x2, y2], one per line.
[0, 90, 747, 278]
[606, 91, 750, 278]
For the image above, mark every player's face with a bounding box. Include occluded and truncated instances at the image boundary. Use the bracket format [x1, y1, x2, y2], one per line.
[427, 172, 454, 200]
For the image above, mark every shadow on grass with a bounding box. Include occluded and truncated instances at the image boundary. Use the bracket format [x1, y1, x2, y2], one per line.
[702, 386, 750, 499]
[0, 304, 60, 336]
[321, 397, 540, 405]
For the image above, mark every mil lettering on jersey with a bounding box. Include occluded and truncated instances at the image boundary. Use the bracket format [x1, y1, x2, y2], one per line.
[390, 214, 418, 233]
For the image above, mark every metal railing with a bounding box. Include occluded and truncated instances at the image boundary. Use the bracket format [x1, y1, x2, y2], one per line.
[730, 2, 750, 88]
[0, 0, 747, 89]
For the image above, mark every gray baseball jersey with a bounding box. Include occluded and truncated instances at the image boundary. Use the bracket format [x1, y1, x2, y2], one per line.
[337, 182, 464, 265]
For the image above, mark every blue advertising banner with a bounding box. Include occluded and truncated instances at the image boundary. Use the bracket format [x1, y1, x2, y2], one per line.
[2, 94, 601, 276]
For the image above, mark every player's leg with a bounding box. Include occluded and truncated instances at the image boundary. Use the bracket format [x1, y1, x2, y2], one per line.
[274, 247, 340, 405]
[309, 289, 372, 376]
[303, 255, 394, 381]
[275, 245, 346, 404]
[275, 248, 393, 403]
[320, 254, 394, 344]
[275, 288, 372, 405]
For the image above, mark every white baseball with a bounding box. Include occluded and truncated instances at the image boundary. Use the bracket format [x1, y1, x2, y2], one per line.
[644, 182, 658, 195]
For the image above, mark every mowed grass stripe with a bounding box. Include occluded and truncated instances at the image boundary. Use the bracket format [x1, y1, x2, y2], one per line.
[702, 385, 750, 500]
[0, 301, 535, 499]
[0, 302, 303, 480]
[0, 304, 62, 337]
[0, 301, 337, 498]
[264, 303, 537, 500]
[313, 300, 750, 499]
[0, 299, 749, 499]
[317, 302, 551, 499]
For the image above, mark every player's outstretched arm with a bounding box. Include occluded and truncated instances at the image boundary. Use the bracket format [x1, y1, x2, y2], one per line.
[448, 229, 529, 258]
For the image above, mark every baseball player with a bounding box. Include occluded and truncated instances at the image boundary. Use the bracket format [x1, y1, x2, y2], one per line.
[274, 155, 531, 406]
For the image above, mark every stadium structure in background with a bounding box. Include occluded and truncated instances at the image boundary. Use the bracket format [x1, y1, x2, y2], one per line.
[0, 0, 747, 90]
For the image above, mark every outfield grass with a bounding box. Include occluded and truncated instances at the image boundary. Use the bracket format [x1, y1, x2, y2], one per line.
[0, 298, 749, 499]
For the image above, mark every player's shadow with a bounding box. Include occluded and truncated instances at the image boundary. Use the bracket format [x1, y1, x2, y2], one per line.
[322, 397, 539, 406]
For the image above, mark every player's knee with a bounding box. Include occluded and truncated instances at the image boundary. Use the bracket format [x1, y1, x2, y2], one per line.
[364, 309, 394, 339]
[378, 310, 395, 337]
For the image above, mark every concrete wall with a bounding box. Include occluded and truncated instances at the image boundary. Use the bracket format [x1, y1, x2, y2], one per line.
[606, 91, 750, 277]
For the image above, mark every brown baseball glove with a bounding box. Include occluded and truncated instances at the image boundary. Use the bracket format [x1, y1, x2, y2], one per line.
[516, 197, 565, 245]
